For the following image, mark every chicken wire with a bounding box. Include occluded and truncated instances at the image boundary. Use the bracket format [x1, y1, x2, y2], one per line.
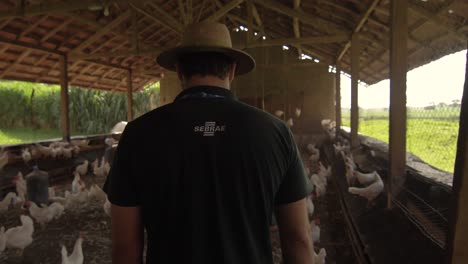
[341, 103, 461, 174]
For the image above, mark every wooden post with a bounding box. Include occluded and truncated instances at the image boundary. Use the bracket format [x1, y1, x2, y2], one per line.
[60, 55, 70, 141]
[350, 33, 360, 148]
[335, 66, 342, 130]
[388, 0, 408, 209]
[446, 42, 468, 264]
[127, 69, 134, 121]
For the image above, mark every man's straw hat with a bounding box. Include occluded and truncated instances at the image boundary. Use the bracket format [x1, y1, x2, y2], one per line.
[157, 22, 255, 75]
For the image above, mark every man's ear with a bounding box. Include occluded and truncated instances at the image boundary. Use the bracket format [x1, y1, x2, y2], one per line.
[228, 63, 237, 82]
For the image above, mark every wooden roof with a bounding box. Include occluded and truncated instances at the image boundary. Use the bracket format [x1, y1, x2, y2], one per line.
[0, 0, 466, 91]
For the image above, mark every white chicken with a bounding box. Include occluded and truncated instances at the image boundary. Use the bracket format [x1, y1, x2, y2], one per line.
[306, 143, 317, 154]
[65, 190, 88, 209]
[311, 173, 327, 197]
[62, 147, 74, 159]
[313, 248, 327, 264]
[27, 201, 64, 227]
[345, 163, 357, 186]
[0, 226, 6, 253]
[348, 172, 384, 202]
[61, 232, 84, 264]
[110, 121, 128, 134]
[72, 145, 80, 156]
[93, 158, 109, 178]
[306, 195, 314, 216]
[354, 170, 379, 185]
[318, 162, 332, 180]
[72, 171, 86, 193]
[308, 149, 320, 163]
[103, 198, 111, 216]
[22, 148, 32, 163]
[0, 192, 17, 212]
[51, 147, 61, 159]
[321, 119, 336, 139]
[5, 215, 34, 255]
[310, 218, 321, 243]
[34, 144, 51, 158]
[294, 107, 301, 118]
[105, 137, 115, 147]
[274, 110, 284, 118]
[48, 187, 56, 198]
[286, 118, 293, 127]
[71, 139, 89, 148]
[88, 184, 107, 201]
[12, 172, 27, 202]
[75, 160, 89, 176]
[333, 141, 350, 155]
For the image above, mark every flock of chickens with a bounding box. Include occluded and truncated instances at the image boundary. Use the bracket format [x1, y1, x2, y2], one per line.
[296, 117, 385, 264]
[0, 113, 386, 264]
[0, 139, 113, 264]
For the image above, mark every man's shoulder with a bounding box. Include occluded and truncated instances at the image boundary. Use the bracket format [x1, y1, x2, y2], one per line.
[125, 103, 175, 132]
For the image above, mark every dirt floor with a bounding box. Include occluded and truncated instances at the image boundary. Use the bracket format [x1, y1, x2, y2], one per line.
[0, 170, 112, 264]
[0, 161, 289, 264]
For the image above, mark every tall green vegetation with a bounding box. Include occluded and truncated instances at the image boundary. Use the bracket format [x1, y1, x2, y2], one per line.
[0, 80, 159, 135]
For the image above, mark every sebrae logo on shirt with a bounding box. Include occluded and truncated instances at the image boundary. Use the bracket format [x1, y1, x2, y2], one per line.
[194, 121, 226, 136]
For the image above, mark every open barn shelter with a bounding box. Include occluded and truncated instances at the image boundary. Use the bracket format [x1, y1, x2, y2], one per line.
[0, 0, 467, 263]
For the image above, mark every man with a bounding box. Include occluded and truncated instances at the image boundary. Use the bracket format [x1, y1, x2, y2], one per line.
[104, 22, 314, 264]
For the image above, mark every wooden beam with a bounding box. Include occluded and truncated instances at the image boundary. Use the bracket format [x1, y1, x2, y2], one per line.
[143, 2, 184, 33]
[127, 69, 134, 121]
[335, 67, 341, 129]
[187, 0, 193, 24]
[40, 18, 72, 43]
[0, 49, 32, 78]
[60, 55, 70, 141]
[204, 0, 244, 22]
[71, 10, 131, 53]
[255, 0, 345, 34]
[178, 0, 188, 25]
[0, 0, 103, 19]
[408, 2, 466, 42]
[388, 0, 408, 208]
[350, 33, 360, 148]
[245, 34, 348, 48]
[196, 0, 209, 22]
[246, 0, 254, 45]
[131, 9, 139, 53]
[18, 15, 49, 39]
[337, 0, 380, 62]
[0, 35, 64, 55]
[293, 0, 302, 56]
[446, 40, 468, 264]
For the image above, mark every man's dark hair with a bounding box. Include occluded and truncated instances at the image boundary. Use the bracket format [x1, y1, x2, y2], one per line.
[177, 52, 235, 80]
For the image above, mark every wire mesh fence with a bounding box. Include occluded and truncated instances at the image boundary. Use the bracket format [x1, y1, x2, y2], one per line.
[341, 102, 461, 173]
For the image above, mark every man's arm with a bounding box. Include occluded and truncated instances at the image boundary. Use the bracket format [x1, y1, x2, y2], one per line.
[111, 204, 144, 264]
[275, 198, 314, 264]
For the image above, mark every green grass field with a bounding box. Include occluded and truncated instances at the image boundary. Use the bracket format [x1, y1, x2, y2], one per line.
[342, 118, 459, 173]
[0, 128, 61, 145]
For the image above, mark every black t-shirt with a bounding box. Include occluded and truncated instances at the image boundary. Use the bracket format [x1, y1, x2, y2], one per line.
[104, 85, 309, 264]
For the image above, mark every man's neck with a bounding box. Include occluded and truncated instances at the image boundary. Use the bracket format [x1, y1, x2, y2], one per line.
[184, 75, 231, 90]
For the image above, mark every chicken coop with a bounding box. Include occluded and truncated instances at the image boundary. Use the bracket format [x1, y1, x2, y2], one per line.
[0, 0, 467, 263]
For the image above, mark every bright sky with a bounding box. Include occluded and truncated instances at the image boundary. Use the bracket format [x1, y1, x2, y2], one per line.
[340, 49, 467, 109]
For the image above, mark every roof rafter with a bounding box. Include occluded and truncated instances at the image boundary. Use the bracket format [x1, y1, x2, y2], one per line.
[336, 0, 381, 63]
[292, 0, 302, 56]
[204, 0, 244, 22]
[0, 0, 104, 19]
[71, 10, 132, 53]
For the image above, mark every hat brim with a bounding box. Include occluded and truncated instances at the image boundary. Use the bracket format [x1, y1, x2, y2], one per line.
[156, 46, 256, 76]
